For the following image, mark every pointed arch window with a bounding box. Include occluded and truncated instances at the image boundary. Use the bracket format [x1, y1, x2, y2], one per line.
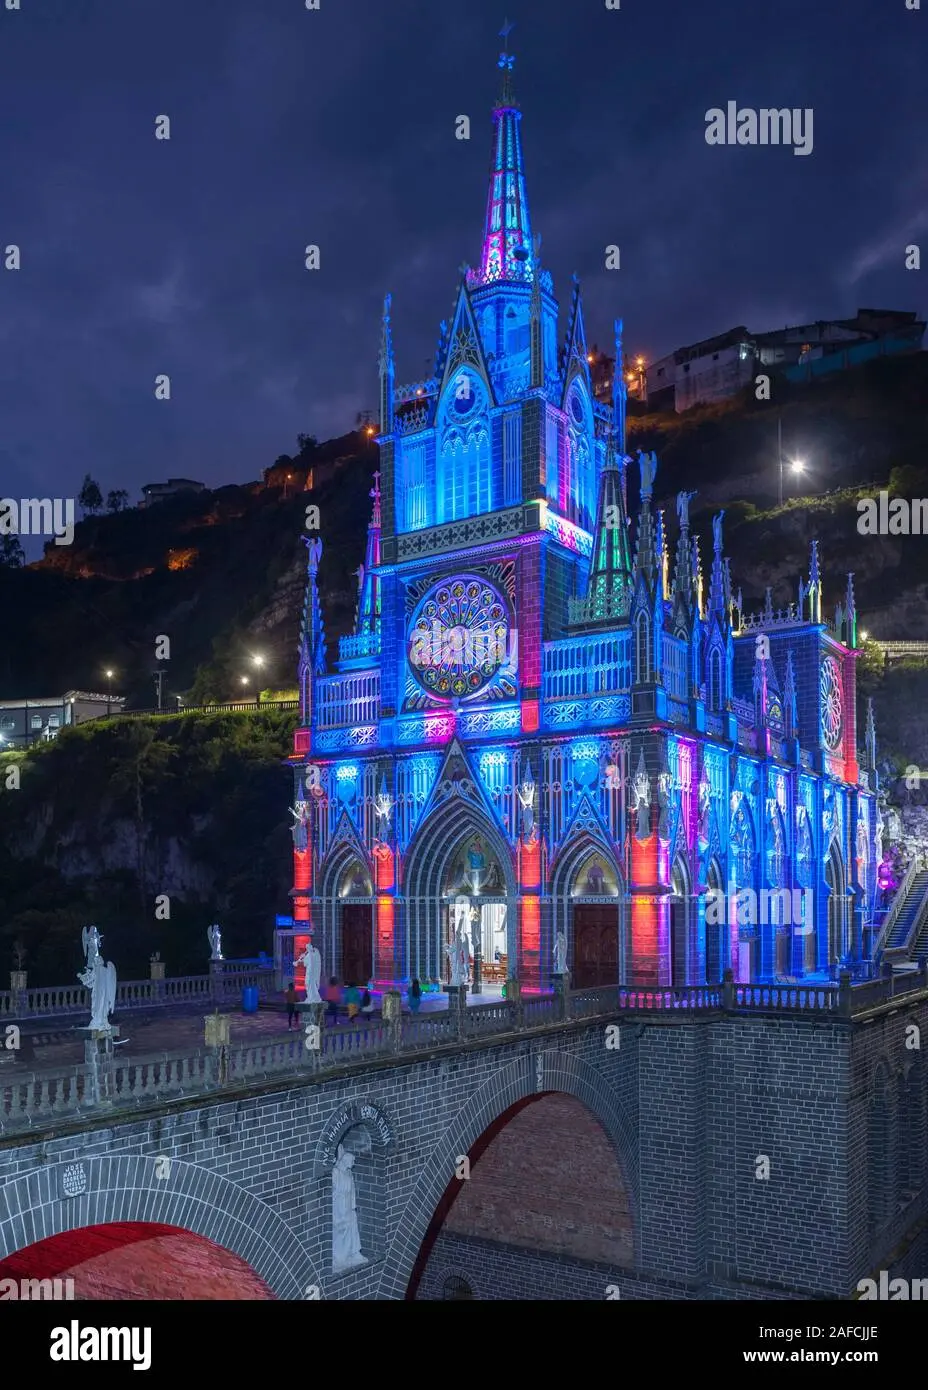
[708, 647, 723, 711]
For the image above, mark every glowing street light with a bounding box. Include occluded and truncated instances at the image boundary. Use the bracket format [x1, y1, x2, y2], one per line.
[251, 654, 265, 669]
[104, 668, 114, 716]
[790, 459, 805, 475]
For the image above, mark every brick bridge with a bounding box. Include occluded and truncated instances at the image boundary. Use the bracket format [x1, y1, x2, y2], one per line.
[1, 975, 927, 1300]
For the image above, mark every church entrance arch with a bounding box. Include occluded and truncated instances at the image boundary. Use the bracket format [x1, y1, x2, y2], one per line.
[403, 804, 515, 988]
[705, 858, 724, 983]
[551, 841, 625, 990]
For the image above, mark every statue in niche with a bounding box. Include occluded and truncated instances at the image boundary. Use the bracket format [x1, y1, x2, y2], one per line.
[207, 923, 223, 961]
[657, 773, 671, 843]
[632, 753, 651, 841]
[856, 818, 868, 872]
[553, 930, 568, 976]
[517, 766, 536, 840]
[78, 927, 117, 1034]
[713, 511, 724, 553]
[585, 862, 605, 895]
[289, 800, 309, 850]
[294, 940, 322, 1004]
[331, 1144, 367, 1274]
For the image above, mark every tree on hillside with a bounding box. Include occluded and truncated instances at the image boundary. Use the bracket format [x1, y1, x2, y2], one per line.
[296, 433, 318, 455]
[0, 534, 25, 567]
[78, 474, 104, 516]
[106, 488, 130, 514]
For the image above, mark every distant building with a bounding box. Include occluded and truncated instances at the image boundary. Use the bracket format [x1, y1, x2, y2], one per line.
[646, 309, 926, 413]
[139, 478, 207, 508]
[0, 691, 125, 748]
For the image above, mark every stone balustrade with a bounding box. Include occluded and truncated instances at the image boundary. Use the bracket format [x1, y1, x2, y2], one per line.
[0, 967, 276, 1020]
[2, 968, 926, 1135]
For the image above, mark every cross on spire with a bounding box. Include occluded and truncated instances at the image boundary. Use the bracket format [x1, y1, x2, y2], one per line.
[497, 17, 516, 103]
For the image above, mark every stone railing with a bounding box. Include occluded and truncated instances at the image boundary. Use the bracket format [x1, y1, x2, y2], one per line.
[3, 971, 927, 1134]
[875, 854, 924, 957]
[315, 670, 380, 729]
[0, 967, 277, 1020]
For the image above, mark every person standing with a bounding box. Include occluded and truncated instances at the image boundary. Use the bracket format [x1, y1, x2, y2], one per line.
[324, 975, 341, 1026]
[285, 981, 299, 1030]
[408, 977, 422, 1014]
[344, 981, 361, 1021]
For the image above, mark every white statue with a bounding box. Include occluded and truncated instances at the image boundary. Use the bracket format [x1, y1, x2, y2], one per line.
[295, 940, 322, 1004]
[446, 921, 470, 988]
[553, 930, 568, 976]
[331, 1145, 367, 1273]
[289, 801, 309, 850]
[78, 927, 117, 1034]
[81, 925, 102, 968]
[207, 923, 223, 961]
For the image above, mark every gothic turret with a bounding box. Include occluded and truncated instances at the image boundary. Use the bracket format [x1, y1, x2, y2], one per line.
[613, 318, 628, 455]
[352, 473, 382, 657]
[378, 294, 394, 436]
[569, 429, 633, 628]
[298, 536, 325, 723]
[473, 22, 534, 287]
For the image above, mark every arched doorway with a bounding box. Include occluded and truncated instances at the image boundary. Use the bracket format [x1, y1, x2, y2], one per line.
[0, 1224, 274, 1300]
[550, 839, 626, 989]
[669, 856, 690, 986]
[338, 860, 374, 988]
[555, 846, 624, 990]
[826, 842, 847, 973]
[403, 802, 516, 987]
[730, 804, 757, 984]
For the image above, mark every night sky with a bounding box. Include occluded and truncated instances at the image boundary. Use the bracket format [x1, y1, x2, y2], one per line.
[0, 0, 924, 511]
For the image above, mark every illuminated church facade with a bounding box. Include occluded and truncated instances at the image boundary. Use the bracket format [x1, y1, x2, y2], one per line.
[281, 46, 882, 996]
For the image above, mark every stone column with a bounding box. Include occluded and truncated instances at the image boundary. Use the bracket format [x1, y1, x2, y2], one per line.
[446, 983, 467, 1038]
[205, 1011, 230, 1084]
[150, 959, 166, 1003]
[470, 909, 483, 995]
[382, 989, 403, 1051]
[506, 977, 523, 1030]
[209, 958, 224, 1004]
[553, 973, 569, 1020]
[300, 1001, 324, 1065]
[9, 971, 27, 1016]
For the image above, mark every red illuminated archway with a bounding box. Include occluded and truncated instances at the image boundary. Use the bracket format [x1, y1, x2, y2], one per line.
[0, 1223, 274, 1300]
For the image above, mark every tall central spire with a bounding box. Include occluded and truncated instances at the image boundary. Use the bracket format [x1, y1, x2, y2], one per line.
[474, 20, 535, 287]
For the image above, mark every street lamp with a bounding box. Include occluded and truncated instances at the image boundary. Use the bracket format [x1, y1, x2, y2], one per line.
[104, 669, 114, 716]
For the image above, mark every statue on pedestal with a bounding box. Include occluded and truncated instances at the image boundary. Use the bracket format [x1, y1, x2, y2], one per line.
[294, 940, 322, 1004]
[207, 923, 223, 962]
[446, 920, 470, 988]
[553, 930, 568, 976]
[78, 926, 117, 1034]
[332, 1144, 367, 1273]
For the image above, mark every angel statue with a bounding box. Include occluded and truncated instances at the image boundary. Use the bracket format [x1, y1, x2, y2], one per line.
[78, 926, 117, 1034]
[632, 750, 651, 841]
[207, 923, 223, 962]
[637, 449, 658, 500]
[712, 511, 725, 554]
[676, 489, 697, 531]
[294, 940, 322, 1004]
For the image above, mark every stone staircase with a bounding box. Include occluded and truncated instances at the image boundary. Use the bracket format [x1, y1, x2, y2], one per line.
[879, 861, 928, 965]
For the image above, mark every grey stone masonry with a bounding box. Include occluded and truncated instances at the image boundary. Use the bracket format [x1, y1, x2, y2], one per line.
[1, 982, 926, 1300]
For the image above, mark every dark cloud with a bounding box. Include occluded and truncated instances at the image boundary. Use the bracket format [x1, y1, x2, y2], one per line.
[0, 0, 923, 504]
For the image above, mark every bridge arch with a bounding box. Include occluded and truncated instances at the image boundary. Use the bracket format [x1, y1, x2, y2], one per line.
[0, 1155, 321, 1301]
[375, 1046, 639, 1299]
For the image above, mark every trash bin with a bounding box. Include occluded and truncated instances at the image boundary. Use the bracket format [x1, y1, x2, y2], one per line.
[242, 985, 259, 1014]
